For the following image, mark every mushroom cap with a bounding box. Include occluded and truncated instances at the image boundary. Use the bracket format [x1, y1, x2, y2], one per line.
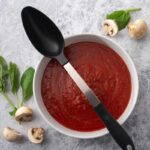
[15, 106, 33, 122]
[28, 128, 44, 144]
[3, 127, 22, 142]
[128, 19, 148, 39]
[102, 19, 118, 36]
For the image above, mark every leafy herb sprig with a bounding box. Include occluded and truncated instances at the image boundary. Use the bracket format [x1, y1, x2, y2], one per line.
[0, 56, 35, 116]
[106, 8, 141, 31]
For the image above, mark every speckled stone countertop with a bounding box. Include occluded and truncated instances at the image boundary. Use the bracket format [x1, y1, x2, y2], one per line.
[0, 0, 150, 149]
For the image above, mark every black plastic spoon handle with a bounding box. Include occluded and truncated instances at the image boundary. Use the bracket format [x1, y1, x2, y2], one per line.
[64, 61, 135, 150]
[95, 103, 135, 150]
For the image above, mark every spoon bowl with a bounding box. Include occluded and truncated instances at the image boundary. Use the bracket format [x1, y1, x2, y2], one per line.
[22, 6, 64, 57]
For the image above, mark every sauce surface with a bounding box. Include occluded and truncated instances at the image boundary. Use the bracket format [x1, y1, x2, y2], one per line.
[41, 42, 131, 131]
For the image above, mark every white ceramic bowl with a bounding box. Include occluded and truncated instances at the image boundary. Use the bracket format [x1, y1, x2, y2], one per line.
[33, 34, 139, 139]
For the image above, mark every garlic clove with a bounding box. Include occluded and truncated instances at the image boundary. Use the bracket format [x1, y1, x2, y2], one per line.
[28, 127, 44, 144]
[102, 19, 118, 37]
[3, 127, 22, 142]
[128, 19, 148, 39]
[15, 106, 33, 122]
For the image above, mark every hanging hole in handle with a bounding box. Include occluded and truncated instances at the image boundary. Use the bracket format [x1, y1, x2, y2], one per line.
[126, 145, 133, 150]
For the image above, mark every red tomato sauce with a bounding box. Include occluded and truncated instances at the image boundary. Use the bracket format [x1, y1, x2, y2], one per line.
[41, 42, 131, 131]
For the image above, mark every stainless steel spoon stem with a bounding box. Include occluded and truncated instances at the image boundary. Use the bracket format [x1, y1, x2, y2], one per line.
[64, 62, 100, 107]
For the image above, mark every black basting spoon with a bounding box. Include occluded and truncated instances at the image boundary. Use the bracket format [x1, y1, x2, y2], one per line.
[21, 6, 135, 150]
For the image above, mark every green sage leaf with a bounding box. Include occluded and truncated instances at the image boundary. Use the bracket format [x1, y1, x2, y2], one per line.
[0, 56, 8, 78]
[106, 10, 130, 30]
[0, 79, 6, 93]
[21, 67, 35, 102]
[0, 56, 8, 93]
[9, 62, 20, 94]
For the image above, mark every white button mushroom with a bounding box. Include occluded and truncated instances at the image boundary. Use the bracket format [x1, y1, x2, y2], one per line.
[28, 127, 44, 144]
[128, 19, 148, 39]
[3, 127, 22, 142]
[102, 19, 118, 37]
[15, 106, 33, 122]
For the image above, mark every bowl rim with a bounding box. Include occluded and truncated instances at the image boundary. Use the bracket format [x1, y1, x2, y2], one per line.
[33, 34, 139, 139]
